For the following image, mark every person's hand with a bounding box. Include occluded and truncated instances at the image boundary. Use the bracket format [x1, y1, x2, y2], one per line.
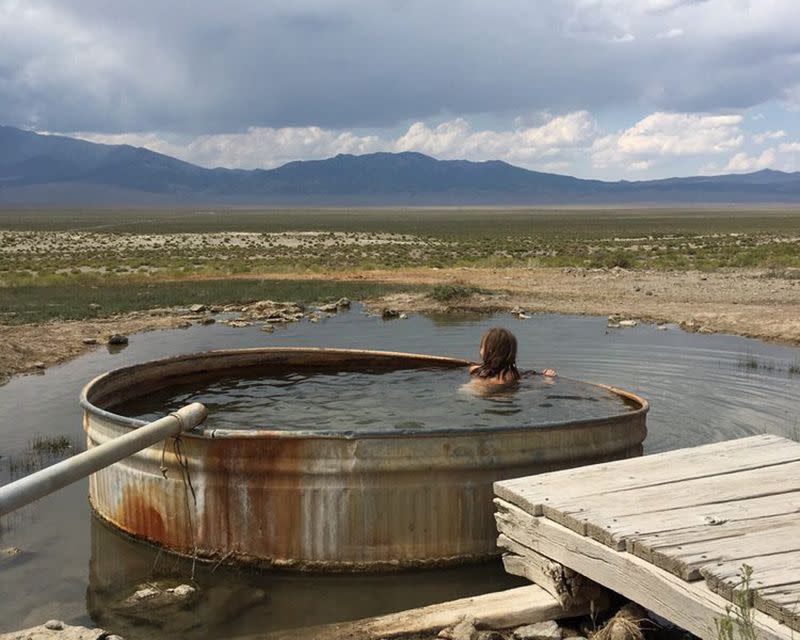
[542, 368, 557, 377]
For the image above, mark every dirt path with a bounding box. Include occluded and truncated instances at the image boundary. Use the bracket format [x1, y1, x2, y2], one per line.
[2, 267, 799, 386]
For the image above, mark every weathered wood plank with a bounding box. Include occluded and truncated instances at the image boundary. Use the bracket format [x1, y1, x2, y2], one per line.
[755, 584, 800, 631]
[502, 549, 570, 604]
[539, 461, 800, 543]
[638, 514, 800, 580]
[249, 584, 585, 640]
[494, 498, 794, 640]
[702, 551, 800, 598]
[756, 599, 798, 631]
[495, 435, 798, 517]
[500, 541, 608, 609]
[624, 497, 800, 561]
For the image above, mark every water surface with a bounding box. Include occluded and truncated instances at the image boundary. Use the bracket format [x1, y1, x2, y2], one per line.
[2, 307, 799, 637]
[115, 367, 636, 433]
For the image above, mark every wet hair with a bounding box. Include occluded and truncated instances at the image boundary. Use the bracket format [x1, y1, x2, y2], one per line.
[471, 327, 520, 381]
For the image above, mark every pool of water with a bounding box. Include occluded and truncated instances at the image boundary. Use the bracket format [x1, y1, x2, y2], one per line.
[2, 306, 800, 637]
[114, 367, 637, 433]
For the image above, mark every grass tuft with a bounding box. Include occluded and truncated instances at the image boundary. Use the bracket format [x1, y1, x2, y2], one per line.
[715, 564, 758, 640]
[430, 284, 489, 302]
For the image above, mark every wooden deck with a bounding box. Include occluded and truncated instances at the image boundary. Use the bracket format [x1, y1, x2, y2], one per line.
[494, 435, 800, 640]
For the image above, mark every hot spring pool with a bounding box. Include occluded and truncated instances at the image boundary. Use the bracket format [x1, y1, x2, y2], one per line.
[81, 347, 648, 571]
[114, 366, 639, 433]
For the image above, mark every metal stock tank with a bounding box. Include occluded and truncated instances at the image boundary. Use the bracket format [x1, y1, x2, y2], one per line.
[81, 348, 648, 571]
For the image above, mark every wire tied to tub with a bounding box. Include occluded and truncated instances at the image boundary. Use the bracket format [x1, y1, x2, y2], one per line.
[157, 410, 200, 581]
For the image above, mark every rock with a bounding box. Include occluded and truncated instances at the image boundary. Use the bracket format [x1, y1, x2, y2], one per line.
[510, 306, 524, 315]
[261, 324, 275, 333]
[34, 361, 45, 369]
[2, 546, 22, 558]
[180, 314, 205, 321]
[166, 584, 196, 599]
[226, 320, 252, 328]
[4, 622, 113, 639]
[399, 313, 409, 320]
[680, 319, 701, 332]
[439, 617, 478, 640]
[318, 302, 340, 313]
[607, 322, 621, 329]
[618, 319, 638, 327]
[309, 316, 320, 323]
[336, 297, 351, 308]
[107, 334, 128, 345]
[381, 308, 400, 320]
[518, 313, 532, 320]
[477, 632, 505, 640]
[189, 304, 206, 313]
[209, 305, 224, 313]
[200, 317, 216, 325]
[657, 324, 668, 331]
[514, 620, 562, 640]
[88, 303, 101, 310]
[133, 586, 160, 600]
[82, 337, 98, 345]
[176, 321, 192, 329]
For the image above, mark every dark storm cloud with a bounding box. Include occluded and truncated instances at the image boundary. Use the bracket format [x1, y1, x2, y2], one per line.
[0, 0, 797, 133]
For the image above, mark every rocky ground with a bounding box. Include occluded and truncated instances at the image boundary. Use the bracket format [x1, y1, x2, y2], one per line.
[2, 267, 799, 387]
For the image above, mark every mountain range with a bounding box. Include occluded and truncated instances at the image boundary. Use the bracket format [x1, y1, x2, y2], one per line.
[1, 125, 799, 205]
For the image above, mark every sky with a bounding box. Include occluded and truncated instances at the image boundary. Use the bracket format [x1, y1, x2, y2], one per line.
[2, 0, 799, 180]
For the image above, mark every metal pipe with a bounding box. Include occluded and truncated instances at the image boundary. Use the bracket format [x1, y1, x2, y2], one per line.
[0, 402, 207, 517]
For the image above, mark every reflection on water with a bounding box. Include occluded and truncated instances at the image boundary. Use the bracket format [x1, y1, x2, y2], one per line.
[1, 306, 800, 635]
[87, 516, 522, 639]
[114, 367, 634, 433]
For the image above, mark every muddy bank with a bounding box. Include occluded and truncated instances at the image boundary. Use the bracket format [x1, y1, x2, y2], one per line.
[0, 313, 186, 386]
[361, 266, 800, 346]
[2, 267, 799, 387]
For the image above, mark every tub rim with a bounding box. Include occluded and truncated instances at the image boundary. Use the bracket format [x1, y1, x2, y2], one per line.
[80, 346, 649, 440]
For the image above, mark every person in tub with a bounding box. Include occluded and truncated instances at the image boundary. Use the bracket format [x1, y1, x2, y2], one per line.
[468, 327, 557, 390]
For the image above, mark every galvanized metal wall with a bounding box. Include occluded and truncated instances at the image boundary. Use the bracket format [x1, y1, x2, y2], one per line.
[83, 348, 648, 571]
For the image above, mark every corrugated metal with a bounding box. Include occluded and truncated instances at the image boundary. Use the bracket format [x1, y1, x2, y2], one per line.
[82, 348, 648, 571]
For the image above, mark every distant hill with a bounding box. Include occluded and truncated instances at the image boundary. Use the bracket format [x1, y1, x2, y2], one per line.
[1, 125, 799, 205]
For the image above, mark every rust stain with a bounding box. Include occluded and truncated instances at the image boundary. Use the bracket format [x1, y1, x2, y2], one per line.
[117, 485, 167, 543]
[201, 436, 305, 560]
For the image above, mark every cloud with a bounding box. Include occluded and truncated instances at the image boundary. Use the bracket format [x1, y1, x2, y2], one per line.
[656, 28, 684, 38]
[753, 130, 786, 144]
[2, 0, 800, 133]
[720, 144, 799, 173]
[394, 112, 599, 165]
[68, 112, 602, 170]
[592, 112, 744, 168]
[66, 106, 797, 178]
[71, 127, 383, 170]
[723, 149, 777, 172]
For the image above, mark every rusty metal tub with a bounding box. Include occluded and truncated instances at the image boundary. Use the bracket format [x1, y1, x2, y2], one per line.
[81, 347, 648, 571]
